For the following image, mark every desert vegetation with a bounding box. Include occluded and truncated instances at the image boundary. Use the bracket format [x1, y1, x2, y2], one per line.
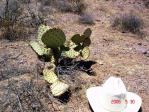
[112, 14, 143, 35]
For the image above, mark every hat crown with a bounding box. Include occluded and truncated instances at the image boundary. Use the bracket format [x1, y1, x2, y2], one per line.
[99, 77, 127, 111]
[103, 77, 127, 96]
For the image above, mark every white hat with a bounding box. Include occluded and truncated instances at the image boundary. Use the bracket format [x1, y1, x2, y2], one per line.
[86, 77, 142, 112]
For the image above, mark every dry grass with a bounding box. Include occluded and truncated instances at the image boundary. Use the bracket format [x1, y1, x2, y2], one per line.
[144, 0, 149, 8]
[112, 14, 144, 35]
[54, 0, 86, 14]
[79, 13, 94, 25]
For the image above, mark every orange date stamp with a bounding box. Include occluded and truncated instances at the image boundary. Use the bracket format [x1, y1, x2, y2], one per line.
[111, 100, 135, 104]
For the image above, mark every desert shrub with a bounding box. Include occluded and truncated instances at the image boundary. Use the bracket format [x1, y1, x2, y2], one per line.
[55, 0, 72, 12]
[69, 0, 86, 14]
[55, 0, 86, 14]
[143, 0, 149, 8]
[1, 79, 51, 111]
[20, 0, 31, 4]
[41, 0, 55, 6]
[0, 0, 26, 41]
[112, 14, 143, 34]
[0, 0, 47, 40]
[79, 13, 94, 25]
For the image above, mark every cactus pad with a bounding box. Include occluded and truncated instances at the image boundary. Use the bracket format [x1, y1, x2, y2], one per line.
[38, 24, 50, 44]
[42, 28, 66, 48]
[71, 34, 86, 44]
[81, 47, 90, 60]
[83, 28, 92, 38]
[30, 41, 51, 56]
[50, 80, 69, 96]
[61, 48, 80, 58]
[83, 38, 91, 47]
[43, 69, 58, 84]
[74, 44, 82, 51]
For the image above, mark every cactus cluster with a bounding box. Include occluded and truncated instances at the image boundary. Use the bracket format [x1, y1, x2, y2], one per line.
[30, 24, 92, 97]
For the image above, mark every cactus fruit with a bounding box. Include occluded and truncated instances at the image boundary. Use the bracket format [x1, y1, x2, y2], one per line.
[30, 41, 51, 56]
[50, 80, 69, 97]
[38, 24, 50, 45]
[83, 28, 92, 38]
[81, 46, 90, 60]
[61, 48, 80, 58]
[43, 69, 58, 83]
[42, 28, 66, 48]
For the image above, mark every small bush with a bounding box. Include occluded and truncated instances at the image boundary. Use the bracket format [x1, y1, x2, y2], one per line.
[112, 14, 143, 34]
[55, 0, 73, 12]
[41, 0, 54, 6]
[55, 0, 86, 14]
[0, 0, 25, 41]
[20, 0, 31, 4]
[144, 0, 149, 8]
[79, 13, 94, 25]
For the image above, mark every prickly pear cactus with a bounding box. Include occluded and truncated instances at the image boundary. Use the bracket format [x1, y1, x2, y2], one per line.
[71, 34, 86, 44]
[43, 69, 58, 83]
[74, 44, 82, 51]
[61, 48, 80, 58]
[82, 38, 91, 47]
[42, 28, 66, 48]
[81, 46, 90, 60]
[38, 24, 50, 45]
[30, 24, 92, 97]
[50, 80, 69, 97]
[30, 41, 51, 56]
[83, 28, 92, 38]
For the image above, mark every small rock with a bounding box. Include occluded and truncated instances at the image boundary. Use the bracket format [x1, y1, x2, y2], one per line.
[137, 48, 148, 54]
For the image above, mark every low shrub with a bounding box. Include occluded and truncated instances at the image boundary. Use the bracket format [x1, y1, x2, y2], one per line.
[79, 13, 94, 25]
[112, 14, 143, 34]
[55, 0, 86, 14]
[0, 0, 25, 40]
[143, 0, 149, 8]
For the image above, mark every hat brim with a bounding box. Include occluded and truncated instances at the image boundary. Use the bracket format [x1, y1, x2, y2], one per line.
[87, 87, 142, 112]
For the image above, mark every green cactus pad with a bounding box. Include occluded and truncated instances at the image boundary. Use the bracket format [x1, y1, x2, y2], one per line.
[50, 55, 56, 64]
[83, 38, 91, 47]
[83, 28, 92, 38]
[50, 80, 69, 96]
[42, 28, 66, 48]
[30, 41, 51, 56]
[74, 44, 82, 51]
[43, 69, 58, 84]
[71, 34, 86, 44]
[81, 46, 90, 60]
[60, 45, 70, 51]
[38, 24, 50, 44]
[61, 48, 80, 58]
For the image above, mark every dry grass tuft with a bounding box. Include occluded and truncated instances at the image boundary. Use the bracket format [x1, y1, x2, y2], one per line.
[112, 14, 144, 35]
[79, 13, 94, 25]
